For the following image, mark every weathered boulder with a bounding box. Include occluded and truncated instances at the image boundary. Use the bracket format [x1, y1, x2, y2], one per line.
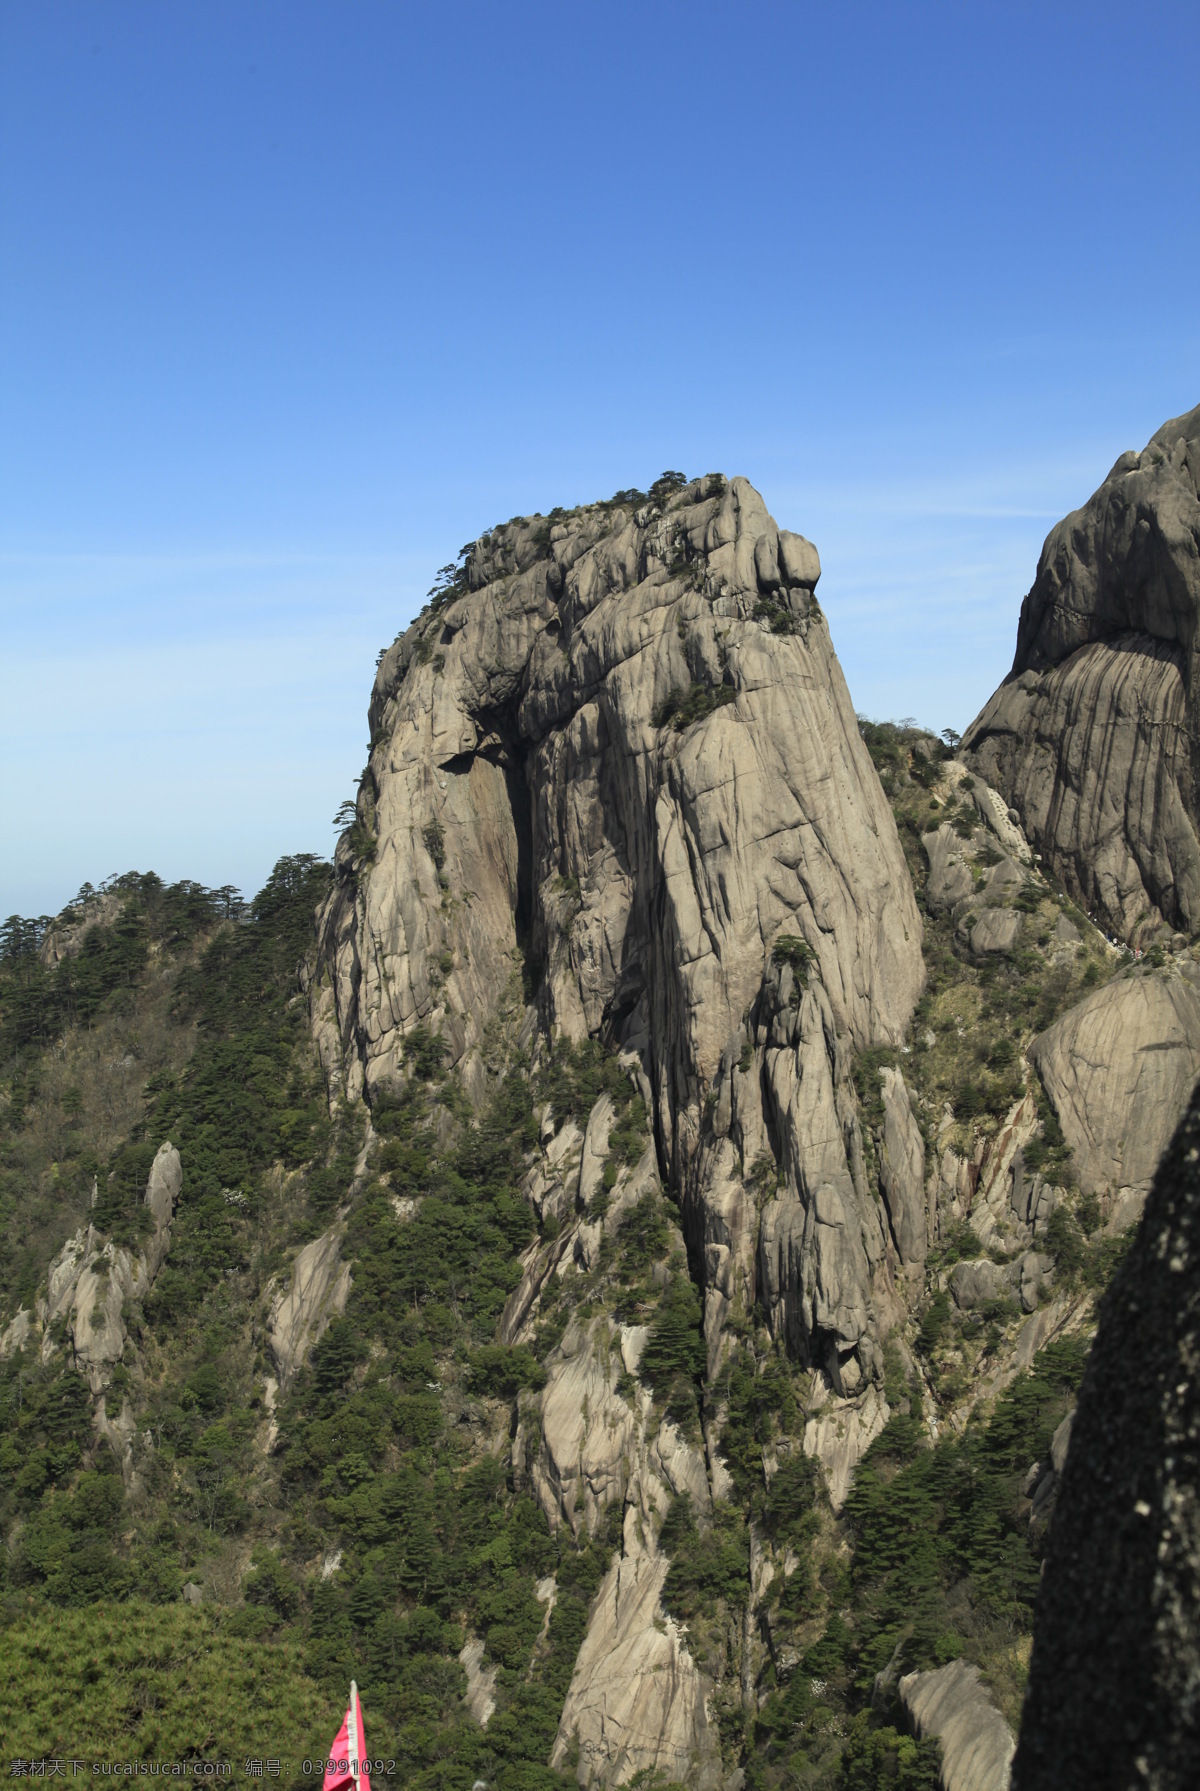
[949, 1259, 1010, 1309]
[313, 475, 924, 1396]
[1017, 1251, 1054, 1313]
[949, 1252, 1052, 1315]
[923, 824, 978, 914]
[1029, 965, 1200, 1195]
[1013, 1083, 1200, 1790]
[899, 1658, 1014, 1791]
[922, 782, 1037, 975]
[963, 402, 1200, 943]
[968, 909, 1023, 956]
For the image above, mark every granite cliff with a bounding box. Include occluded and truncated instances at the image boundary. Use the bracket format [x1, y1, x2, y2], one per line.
[312, 473, 924, 1397]
[302, 454, 1200, 1791]
[963, 403, 1200, 945]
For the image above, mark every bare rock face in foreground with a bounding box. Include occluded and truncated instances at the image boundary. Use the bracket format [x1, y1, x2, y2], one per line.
[1013, 1085, 1200, 1791]
[963, 403, 1200, 943]
[313, 475, 923, 1395]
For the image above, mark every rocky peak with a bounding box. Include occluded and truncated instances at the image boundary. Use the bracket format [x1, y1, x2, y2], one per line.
[1014, 405, 1200, 677]
[313, 471, 923, 1398]
[963, 402, 1200, 943]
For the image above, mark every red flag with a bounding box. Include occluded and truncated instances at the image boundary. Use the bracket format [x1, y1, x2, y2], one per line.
[322, 1681, 371, 1791]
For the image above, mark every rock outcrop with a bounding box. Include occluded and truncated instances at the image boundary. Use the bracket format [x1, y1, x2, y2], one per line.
[266, 1223, 352, 1388]
[899, 1658, 1014, 1791]
[459, 1638, 498, 1727]
[312, 476, 924, 1397]
[963, 402, 1200, 944]
[501, 1115, 720, 1788]
[0, 1306, 36, 1360]
[1029, 961, 1200, 1202]
[1013, 1084, 1200, 1791]
[949, 1251, 1053, 1316]
[310, 482, 929, 1790]
[1023, 1406, 1074, 1527]
[534, 1314, 718, 1788]
[29, 1142, 181, 1392]
[921, 761, 1036, 959]
[36, 888, 125, 967]
[552, 1518, 718, 1791]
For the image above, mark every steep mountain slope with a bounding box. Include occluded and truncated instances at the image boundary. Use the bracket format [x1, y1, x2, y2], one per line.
[962, 402, 1200, 944]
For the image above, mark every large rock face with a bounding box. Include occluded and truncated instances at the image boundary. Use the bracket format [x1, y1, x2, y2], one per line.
[1013, 1085, 1200, 1791]
[553, 1524, 716, 1791]
[312, 475, 924, 1393]
[878, 1066, 927, 1267]
[963, 403, 1200, 942]
[497, 1115, 719, 1786]
[266, 1223, 352, 1389]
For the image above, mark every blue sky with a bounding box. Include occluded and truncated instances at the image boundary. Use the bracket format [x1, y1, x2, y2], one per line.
[2, 0, 1198, 917]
